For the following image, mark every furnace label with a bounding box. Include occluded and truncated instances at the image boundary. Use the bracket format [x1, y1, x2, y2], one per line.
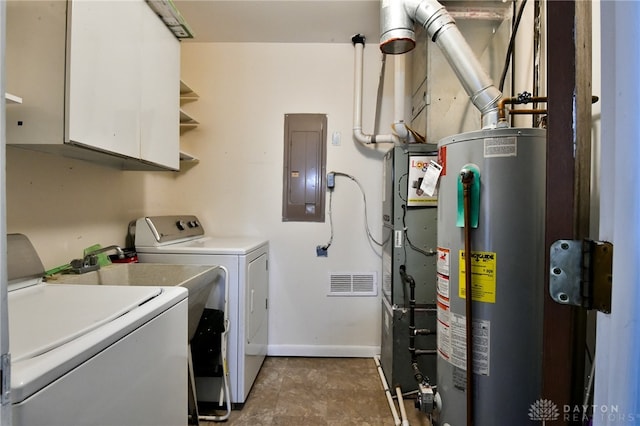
[458, 250, 497, 303]
[407, 154, 438, 206]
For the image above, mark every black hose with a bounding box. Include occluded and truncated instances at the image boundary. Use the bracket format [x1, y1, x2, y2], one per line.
[402, 204, 437, 258]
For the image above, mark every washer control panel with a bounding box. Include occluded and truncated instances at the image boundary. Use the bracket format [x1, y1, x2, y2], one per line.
[135, 215, 205, 246]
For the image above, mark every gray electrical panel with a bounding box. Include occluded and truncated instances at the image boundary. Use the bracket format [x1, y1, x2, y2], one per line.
[282, 113, 327, 222]
[380, 143, 438, 392]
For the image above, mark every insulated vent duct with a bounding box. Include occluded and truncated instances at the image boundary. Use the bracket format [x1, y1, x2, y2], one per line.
[329, 272, 377, 296]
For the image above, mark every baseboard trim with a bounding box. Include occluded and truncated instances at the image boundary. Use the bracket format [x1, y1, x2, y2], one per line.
[267, 344, 381, 358]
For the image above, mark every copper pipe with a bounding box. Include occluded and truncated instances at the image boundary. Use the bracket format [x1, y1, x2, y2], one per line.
[498, 95, 548, 120]
[498, 95, 599, 121]
[509, 109, 548, 115]
[461, 169, 475, 426]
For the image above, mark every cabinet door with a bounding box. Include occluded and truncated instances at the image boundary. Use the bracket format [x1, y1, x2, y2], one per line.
[139, 3, 180, 170]
[66, 0, 141, 158]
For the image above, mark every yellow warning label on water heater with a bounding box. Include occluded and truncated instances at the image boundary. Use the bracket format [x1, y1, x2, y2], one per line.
[459, 251, 496, 303]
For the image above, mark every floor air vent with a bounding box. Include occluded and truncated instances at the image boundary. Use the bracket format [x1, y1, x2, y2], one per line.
[328, 272, 377, 296]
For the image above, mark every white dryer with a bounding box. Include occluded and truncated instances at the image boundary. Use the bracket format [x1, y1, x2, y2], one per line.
[134, 215, 269, 405]
[7, 234, 188, 426]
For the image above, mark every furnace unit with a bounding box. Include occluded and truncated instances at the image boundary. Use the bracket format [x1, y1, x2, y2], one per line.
[380, 143, 438, 392]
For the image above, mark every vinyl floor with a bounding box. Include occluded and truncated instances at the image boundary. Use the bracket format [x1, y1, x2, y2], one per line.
[199, 356, 432, 426]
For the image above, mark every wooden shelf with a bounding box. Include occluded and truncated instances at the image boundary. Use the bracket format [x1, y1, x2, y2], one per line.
[179, 80, 199, 134]
[180, 80, 199, 103]
[180, 123, 199, 134]
[179, 150, 199, 171]
[180, 109, 198, 123]
[179, 150, 198, 162]
[180, 108, 199, 134]
[5, 92, 22, 104]
[179, 80, 199, 167]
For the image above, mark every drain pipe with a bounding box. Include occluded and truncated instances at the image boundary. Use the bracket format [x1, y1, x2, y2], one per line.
[352, 34, 402, 145]
[380, 0, 503, 129]
[396, 386, 411, 426]
[374, 356, 402, 426]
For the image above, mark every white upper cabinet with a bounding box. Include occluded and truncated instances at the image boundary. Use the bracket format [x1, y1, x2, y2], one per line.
[67, 0, 141, 160]
[6, 0, 180, 171]
[139, 2, 180, 170]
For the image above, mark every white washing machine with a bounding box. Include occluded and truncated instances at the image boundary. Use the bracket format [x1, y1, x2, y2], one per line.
[7, 234, 188, 426]
[133, 215, 269, 405]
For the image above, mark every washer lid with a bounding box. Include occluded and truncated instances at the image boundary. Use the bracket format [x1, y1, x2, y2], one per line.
[9, 284, 161, 362]
[137, 236, 268, 255]
[9, 284, 186, 404]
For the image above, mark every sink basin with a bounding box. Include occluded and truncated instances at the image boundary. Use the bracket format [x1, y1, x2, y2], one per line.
[47, 263, 220, 341]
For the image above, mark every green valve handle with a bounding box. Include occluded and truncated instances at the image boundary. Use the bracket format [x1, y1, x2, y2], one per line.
[456, 164, 480, 228]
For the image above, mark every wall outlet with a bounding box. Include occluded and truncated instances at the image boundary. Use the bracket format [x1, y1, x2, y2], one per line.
[327, 172, 335, 189]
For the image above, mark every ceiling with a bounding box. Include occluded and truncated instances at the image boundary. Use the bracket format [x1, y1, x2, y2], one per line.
[172, 1, 381, 44]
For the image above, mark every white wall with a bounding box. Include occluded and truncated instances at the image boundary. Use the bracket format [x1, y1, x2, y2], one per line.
[156, 42, 394, 356]
[6, 147, 147, 269]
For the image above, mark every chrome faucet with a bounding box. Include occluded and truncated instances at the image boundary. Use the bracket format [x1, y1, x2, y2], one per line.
[69, 245, 125, 274]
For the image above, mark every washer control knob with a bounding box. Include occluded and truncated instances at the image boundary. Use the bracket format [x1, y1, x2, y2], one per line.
[176, 220, 186, 231]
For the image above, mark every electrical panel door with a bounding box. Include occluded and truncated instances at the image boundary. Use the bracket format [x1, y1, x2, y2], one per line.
[282, 114, 327, 222]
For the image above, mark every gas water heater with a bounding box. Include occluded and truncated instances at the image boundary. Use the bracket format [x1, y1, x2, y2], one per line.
[378, 0, 548, 423]
[435, 127, 546, 425]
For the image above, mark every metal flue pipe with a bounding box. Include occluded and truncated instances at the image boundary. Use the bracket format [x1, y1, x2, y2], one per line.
[380, 0, 502, 129]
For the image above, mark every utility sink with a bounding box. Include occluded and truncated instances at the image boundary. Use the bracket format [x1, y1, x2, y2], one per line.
[47, 263, 220, 341]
